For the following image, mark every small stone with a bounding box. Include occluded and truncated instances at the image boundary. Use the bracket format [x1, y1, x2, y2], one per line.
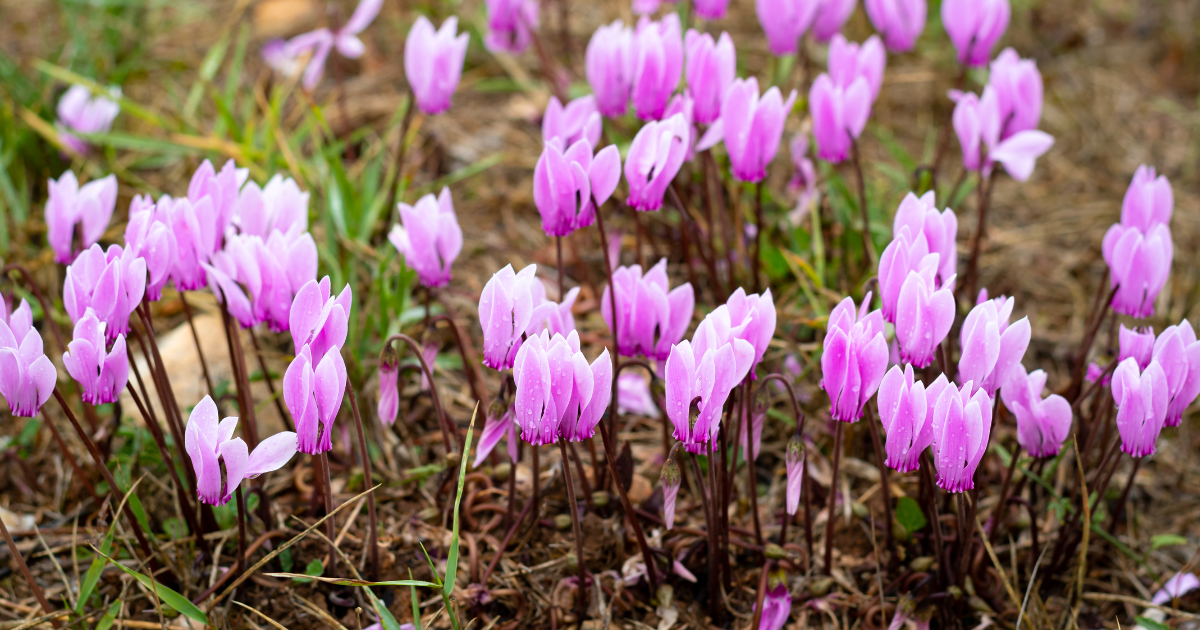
[909, 556, 935, 572]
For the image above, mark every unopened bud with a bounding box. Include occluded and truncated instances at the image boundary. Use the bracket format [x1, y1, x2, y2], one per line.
[909, 556, 935, 572]
[764, 543, 786, 560]
[808, 577, 834, 596]
[592, 491, 610, 507]
[554, 514, 572, 530]
[660, 457, 681, 529]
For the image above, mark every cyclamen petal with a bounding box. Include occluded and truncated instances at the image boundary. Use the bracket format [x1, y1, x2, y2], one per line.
[1001, 363, 1071, 458]
[405, 16, 468, 115]
[877, 364, 931, 472]
[785, 433, 805, 515]
[1112, 358, 1169, 458]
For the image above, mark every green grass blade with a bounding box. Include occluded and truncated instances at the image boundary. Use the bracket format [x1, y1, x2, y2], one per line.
[409, 568, 422, 630]
[77, 476, 144, 613]
[444, 405, 478, 596]
[95, 601, 121, 630]
[31, 60, 171, 129]
[92, 547, 209, 625]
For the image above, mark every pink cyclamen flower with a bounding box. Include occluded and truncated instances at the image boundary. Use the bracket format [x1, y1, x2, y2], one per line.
[289, 277, 352, 360]
[810, 73, 871, 163]
[543, 95, 602, 147]
[1101, 222, 1172, 319]
[235, 174, 309, 239]
[684, 30, 736, 126]
[601, 258, 695, 360]
[618, 372, 660, 417]
[158, 195, 215, 292]
[124, 195, 178, 302]
[894, 259, 955, 368]
[755, 581, 792, 630]
[785, 432, 804, 514]
[931, 380, 993, 492]
[821, 294, 888, 423]
[284, 343, 347, 455]
[479, 264, 540, 369]
[756, 0, 819, 56]
[534, 140, 623, 236]
[630, 14, 684, 121]
[665, 337, 754, 454]
[45, 171, 117, 264]
[587, 21, 635, 118]
[864, 0, 926, 52]
[62, 308, 128, 405]
[191, 159, 249, 248]
[989, 48, 1043, 138]
[0, 300, 56, 417]
[1001, 363, 1070, 458]
[205, 231, 318, 331]
[711, 287, 776, 378]
[877, 366, 942, 472]
[660, 455, 681, 528]
[812, 0, 857, 42]
[55, 84, 120, 155]
[1152, 320, 1200, 427]
[625, 113, 690, 211]
[697, 78, 798, 183]
[878, 192, 957, 319]
[1120, 165, 1172, 232]
[474, 404, 517, 467]
[405, 16, 468, 115]
[957, 295, 1031, 396]
[952, 87, 1054, 181]
[1112, 357, 1168, 458]
[63, 244, 146, 342]
[694, 0, 732, 20]
[377, 353, 399, 427]
[485, 0, 539, 53]
[513, 330, 612, 445]
[941, 0, 1009, 67]
[262, 0, 382, 90]
[1153, 572, 1200, 606]
[389, 187, 463, 288]
[1119, 324, 1155, 370]
[185, 395, 298, 506]
[828, 34, 886, 102]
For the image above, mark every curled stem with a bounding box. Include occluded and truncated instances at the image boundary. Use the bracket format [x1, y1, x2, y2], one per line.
[384, 333, 455, 453]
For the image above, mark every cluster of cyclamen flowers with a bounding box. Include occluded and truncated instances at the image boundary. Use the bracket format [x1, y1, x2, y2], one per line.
[0, 159, 323, 508]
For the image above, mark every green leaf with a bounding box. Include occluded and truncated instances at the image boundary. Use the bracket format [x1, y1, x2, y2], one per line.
[292, 558, 326, 583]
[279, 548, 294, 573]
[444, 411, 477, 595]
[417, 542, 442, 587]
[1136, 617, 1170, 630]
[95, 600, 121, 630]
[1151, 534, 1188, 551]
[93, 547, 209, 625]
[895, 496, 927, 533]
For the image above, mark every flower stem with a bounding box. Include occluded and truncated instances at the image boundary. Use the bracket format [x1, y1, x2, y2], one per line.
[566, 440, 595, 512]
[597, 421, 659, 592]
[824, 422, 844, 575]
[745, 381, 763, 549]
[345, 378, 380, 580]
[235, 485, 248, 575]
[851, 140, 876, 267]
[690, 451, 719, 621]
[750, 559, 772, 630]
[1107, 457, 1142, 537]
[217, 304, 259, 449]
[919, 451, 948, 587]
[318, 451, 338, 572]
[124, 381, 209, 557]
[556, 235, 565, 301]
[558, 439, 589, 618]
[593, 202, 620, 445]
[384, 333, 455, 453]
[0, 510, 59, 628]
[964, 171, 998, 301]
[248, 327, 289, 429]
[480, 490, 535, 584]
[429, 312, 489, 411]
[986, 442, 1022, 542]
[52, 388, 166, 580]
[179, 293, 216, 398]
[384, 95, 417, 221]
[863, 403, 895, 564]
[753, 181, 764, 293]
[39, 408, 94, 498]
